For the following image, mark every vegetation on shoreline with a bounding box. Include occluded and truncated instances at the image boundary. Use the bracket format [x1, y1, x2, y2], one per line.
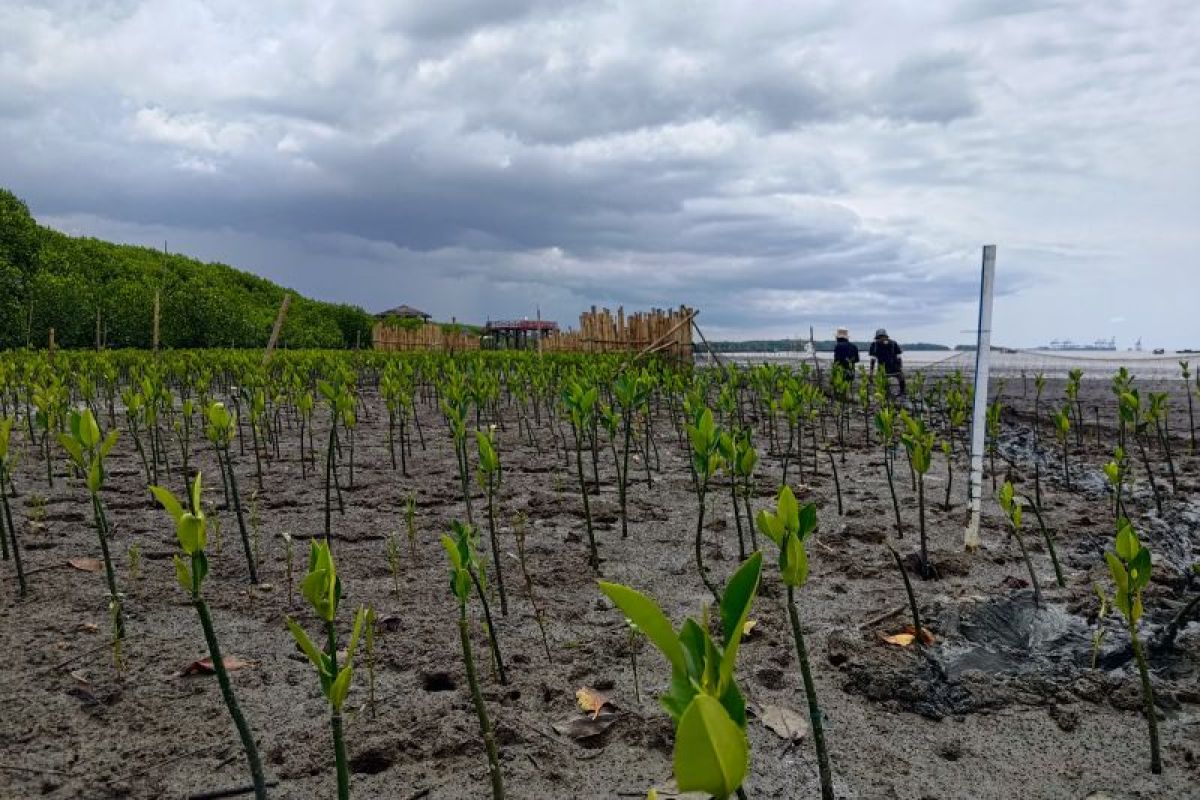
[1, 188, 372, 350]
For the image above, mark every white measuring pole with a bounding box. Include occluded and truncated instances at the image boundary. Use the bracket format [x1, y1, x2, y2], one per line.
[964, 245, 997, 550]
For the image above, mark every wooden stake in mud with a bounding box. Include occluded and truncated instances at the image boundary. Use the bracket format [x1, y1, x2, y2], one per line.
[48, 327, 56, 361]
[263, 293, 291, 366]
[965, 245, 997, 551]
[152, 290, 161, 352]
[692, 319, 729, 379]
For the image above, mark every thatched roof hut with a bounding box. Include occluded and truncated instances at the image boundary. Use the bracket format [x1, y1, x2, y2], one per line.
[375, 304, 431, 322]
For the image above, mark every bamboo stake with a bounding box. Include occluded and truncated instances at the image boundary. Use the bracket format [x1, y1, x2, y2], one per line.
[263, 293, 291, 365]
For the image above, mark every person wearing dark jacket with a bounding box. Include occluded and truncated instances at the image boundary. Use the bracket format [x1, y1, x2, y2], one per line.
[833, 327, 859, 379]
[869, 328, 906, 395]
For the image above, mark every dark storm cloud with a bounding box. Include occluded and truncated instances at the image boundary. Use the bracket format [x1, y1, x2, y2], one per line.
[4, 0, 1197, 345]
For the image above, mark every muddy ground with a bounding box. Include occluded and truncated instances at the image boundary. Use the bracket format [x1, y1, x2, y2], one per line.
[1, 372, 1198, 799]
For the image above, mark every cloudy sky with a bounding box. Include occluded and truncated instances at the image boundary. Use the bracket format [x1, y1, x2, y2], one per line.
[4, 0, 1198, 347]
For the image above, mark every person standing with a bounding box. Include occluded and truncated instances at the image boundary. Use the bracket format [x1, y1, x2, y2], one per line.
[869, 328, 906, 396]
[833, 327, 859, 379]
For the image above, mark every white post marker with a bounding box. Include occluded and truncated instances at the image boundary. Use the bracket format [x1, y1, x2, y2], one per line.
[965, 245, 997, 550]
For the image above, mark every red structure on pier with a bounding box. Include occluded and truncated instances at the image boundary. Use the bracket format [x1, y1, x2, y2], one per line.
[483, 318, 559, 349]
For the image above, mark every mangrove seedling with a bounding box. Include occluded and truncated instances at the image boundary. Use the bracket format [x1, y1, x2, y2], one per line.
[512, 512, 552, 662]
[441, 378, 475, 525]
[719, 430, 759, 558]
[1033, 371, 1046, 448]
[150, 473, 268, 799]
[58, 408, 125, 639]
[1181, 361, 1195, 453]
[476, 427, 508, 615]
[0, 419, 27, 596]
[562, 379, 600, 571]
[285, 540, 368, 800]
[613, 371, 650, 539]
[756, 488, 834, 800]
[986, 400, 1002, 490]
[317, 381, 353, 535]
[998, 482, 1042, 609]
[1018, 493, 1065, 589]
[1104, 518, 1161, 774]
[900, 412, 935, 579]
[1120, 390, 1163, 515]
[442, 522, 506, 800]
[599, 552, 763, 800]
[127, 541, 141, 585]
[1053, 405, 1072, 490]
[364, 607, 378, 719]
[874, 405, 904, 539]
[1066, 368, 1084, 447]
[688, 407, 724, 603]
[385, 527, 402, 597]
[940, 439, 954, 511]
[206, 402, 259, 583]
[1103, 447, 1128, 521]
[1147, 392, 1177, 495]
[887, 543, 927, 649]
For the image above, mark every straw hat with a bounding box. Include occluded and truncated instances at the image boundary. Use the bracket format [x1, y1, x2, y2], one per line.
[836, 327, 849, 338]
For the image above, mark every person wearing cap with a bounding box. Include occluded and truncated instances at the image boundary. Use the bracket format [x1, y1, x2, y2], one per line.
[833, 327, 859, 379]
[869, 328, 906, 395]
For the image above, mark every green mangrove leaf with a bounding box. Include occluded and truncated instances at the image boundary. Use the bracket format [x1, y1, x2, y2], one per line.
[285, 617, 325, 670]
[150, 485, 184, 523]
[173, 555, 192, 593]
[673, 694, 749, 800]
[330, 665, 354, 710]
[598, 581, 686, 676]
[178, 513, 206, 556]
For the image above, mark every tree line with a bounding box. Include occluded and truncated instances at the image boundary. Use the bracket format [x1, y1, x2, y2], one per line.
[0, 188, 374, 350]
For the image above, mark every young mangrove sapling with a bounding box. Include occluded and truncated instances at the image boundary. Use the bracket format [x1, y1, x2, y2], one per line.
[442, 522, 506, 800]
[756, 488, 834, 800]
[1104, 519, 1161, 774]
[285, 540, 368, 800]
[151, 473, 268, 799]
[599, 552, 763, 800]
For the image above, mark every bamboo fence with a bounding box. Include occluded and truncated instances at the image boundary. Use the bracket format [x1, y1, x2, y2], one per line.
[372, 322, 481, 353]
[542, 305, 694, 361]
[373, 305, 695, 361]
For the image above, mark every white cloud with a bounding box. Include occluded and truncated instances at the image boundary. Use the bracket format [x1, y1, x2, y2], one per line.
[132, 107, 254, 154]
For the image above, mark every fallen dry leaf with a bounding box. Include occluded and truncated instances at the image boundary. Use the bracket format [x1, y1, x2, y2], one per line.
[742, 619, 759, 638]
[77, 622, 100, 634]
[69, 670, 90, 686]
[553, 710, 618, 740]
[176, 656, 256, 677]
[68, 557, 104, 573]
[881, 632, 917, 647]
[760, 704, 808, 741]
[576, 687, 611, 720]
[879, 625, 935, 647]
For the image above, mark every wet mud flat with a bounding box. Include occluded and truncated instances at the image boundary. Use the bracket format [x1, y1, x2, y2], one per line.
[1, 377, 1198, 799]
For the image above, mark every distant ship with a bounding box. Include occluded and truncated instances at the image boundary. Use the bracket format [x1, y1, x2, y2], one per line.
[1043, 337, 1117, 351]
